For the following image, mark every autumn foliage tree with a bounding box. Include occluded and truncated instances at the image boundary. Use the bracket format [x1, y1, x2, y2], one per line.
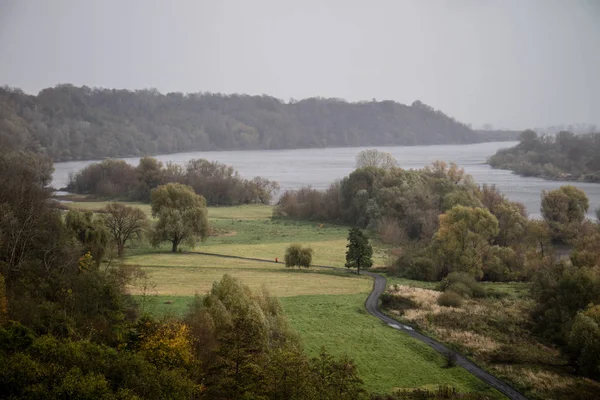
[434, 206, 499, 279]
[65, 210, 109, 267]
[150, 183, 209, 252]
[541, 185, 589, 243]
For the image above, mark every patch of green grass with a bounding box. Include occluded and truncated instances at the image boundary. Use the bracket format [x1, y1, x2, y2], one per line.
[66, 201, 389, 266]
[280, 293, 502, 397]
[481, 282, 530, 299]
[133, 295, 194, 317]
[385, 276, 440, 290]
[208, 204, 274, 220]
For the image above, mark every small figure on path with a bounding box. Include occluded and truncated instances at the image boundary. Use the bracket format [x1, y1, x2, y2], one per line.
[275, 257, 278, 263]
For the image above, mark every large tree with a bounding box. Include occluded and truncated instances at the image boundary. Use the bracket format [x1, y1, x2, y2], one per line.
[345, 228, 373, 274]
[150, 183, 209, 252]
[541, 185, 589, 243]
[434, 205, 499, 279]
[355, 149, 397, 170]
[64, 210, 109, 267]
[103, 202, 148, 257]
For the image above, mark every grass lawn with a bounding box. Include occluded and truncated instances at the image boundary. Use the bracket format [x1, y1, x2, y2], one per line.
[64, 201, 388, 266]
[129, 263, 372, 298]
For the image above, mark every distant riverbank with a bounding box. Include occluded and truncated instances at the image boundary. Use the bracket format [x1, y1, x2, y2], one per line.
[52, 141, 600, 219]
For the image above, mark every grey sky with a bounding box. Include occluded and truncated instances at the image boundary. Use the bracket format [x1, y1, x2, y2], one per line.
[1, 0, 599, 129]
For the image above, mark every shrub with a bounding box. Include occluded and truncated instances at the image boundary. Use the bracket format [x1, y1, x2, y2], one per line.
[437, 291, 463, 308]
[393, 251, 439, 281]
[439, 272, 485, 298]
[380, 293, 418, 314]
[284, 244, 313, 268]
[446, 282, 473, 299]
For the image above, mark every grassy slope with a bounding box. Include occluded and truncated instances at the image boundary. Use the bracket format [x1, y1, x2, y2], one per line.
[66, 201, 499, 396]
[281, 293, 501, 396]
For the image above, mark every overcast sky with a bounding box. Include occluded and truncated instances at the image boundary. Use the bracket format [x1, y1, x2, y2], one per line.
[1, 0, 599, 129]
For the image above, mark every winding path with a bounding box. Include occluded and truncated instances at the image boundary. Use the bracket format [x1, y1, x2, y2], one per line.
[194, 251, 528, 400]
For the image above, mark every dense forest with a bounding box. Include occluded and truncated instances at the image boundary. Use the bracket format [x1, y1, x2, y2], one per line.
[1, 84, 512, 162]
[488, 130, 600, 182]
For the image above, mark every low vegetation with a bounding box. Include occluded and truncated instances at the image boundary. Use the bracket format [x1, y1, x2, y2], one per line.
[67, 156, 280, 205]
[488, 130, 600, 182]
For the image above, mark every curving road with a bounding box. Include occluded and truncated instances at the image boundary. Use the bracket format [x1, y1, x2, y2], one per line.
[361, 270, 527, 400]
[193, 251, 528, 400]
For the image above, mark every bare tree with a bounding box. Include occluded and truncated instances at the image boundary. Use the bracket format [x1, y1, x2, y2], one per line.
[103, 202, 148, 257]
[355, 149, 397, 169]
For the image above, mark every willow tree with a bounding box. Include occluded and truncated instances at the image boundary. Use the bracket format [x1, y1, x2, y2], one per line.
[150, 183, 209, 252]
[434, 205, 499, 279]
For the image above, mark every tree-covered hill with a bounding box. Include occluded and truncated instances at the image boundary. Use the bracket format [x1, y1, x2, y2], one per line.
[488, 130, 600, 182]
[2, 84, 496, 161]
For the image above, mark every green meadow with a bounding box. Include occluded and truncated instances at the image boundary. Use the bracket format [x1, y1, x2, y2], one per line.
[66, 201, 502, 397]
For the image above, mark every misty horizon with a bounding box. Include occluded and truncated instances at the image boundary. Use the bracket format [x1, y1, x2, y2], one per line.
[1, 0, 599, 130]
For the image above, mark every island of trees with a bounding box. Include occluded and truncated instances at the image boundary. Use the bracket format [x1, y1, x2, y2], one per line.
[1, 84, 515, 162]
[488, 130, 600, 182]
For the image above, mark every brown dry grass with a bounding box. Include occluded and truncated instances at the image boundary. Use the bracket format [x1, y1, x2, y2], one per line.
[130, 265, 372, 298]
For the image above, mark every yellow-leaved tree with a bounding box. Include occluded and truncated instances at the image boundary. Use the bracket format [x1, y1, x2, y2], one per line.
[434, 205, 499, 279]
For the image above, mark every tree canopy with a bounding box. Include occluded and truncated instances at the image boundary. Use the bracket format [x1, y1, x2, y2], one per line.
[345, 228, 373, 274]
[150, 183, 209, 252]
[488, 131, 600, 182]
[103, 202, 148, 257]
[541, 185, 590, 243]
[355, 149, 397, 169]
[284, 244, 313, 268]
[1, 85, 497, 162]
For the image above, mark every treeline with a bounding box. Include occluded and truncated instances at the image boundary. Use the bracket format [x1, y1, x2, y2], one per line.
[488, 130, 600, 182]
[67, 156, 279, 205]
[276, 150, 600, 382]
[2, 149, 489, 399]
[1, 84, 506, 162]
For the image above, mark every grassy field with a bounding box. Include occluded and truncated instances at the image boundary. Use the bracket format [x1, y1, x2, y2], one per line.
[64, 201, 500, 396]
[134, 291, 500, 396]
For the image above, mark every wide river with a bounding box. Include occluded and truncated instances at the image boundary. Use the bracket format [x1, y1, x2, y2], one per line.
[52, 141, 599, 219]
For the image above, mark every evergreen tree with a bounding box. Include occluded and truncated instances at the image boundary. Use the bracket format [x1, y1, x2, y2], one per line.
[345, 228, 373, 274]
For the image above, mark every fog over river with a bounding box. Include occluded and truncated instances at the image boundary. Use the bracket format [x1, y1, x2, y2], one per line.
[52, 141, 599, 219]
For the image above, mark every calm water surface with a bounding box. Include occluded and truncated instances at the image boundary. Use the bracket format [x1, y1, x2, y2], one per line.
[52, 142, 599, 219]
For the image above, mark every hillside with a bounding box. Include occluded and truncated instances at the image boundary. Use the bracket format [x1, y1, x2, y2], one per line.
[2, 84, 487, 161]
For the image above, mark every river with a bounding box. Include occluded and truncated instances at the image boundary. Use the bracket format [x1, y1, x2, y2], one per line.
[52, 141, 599, 219]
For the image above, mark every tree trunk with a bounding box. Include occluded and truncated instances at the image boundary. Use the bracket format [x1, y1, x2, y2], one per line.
[117, 242, 124, 258]
[172, 241, 178, 253]
[357, 257, 360, 275]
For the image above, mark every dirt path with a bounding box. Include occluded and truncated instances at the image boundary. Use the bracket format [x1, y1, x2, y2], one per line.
[192, 251, 528, 399]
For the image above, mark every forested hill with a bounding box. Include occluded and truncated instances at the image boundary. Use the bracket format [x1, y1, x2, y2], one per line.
[2, 84, 493, 161]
